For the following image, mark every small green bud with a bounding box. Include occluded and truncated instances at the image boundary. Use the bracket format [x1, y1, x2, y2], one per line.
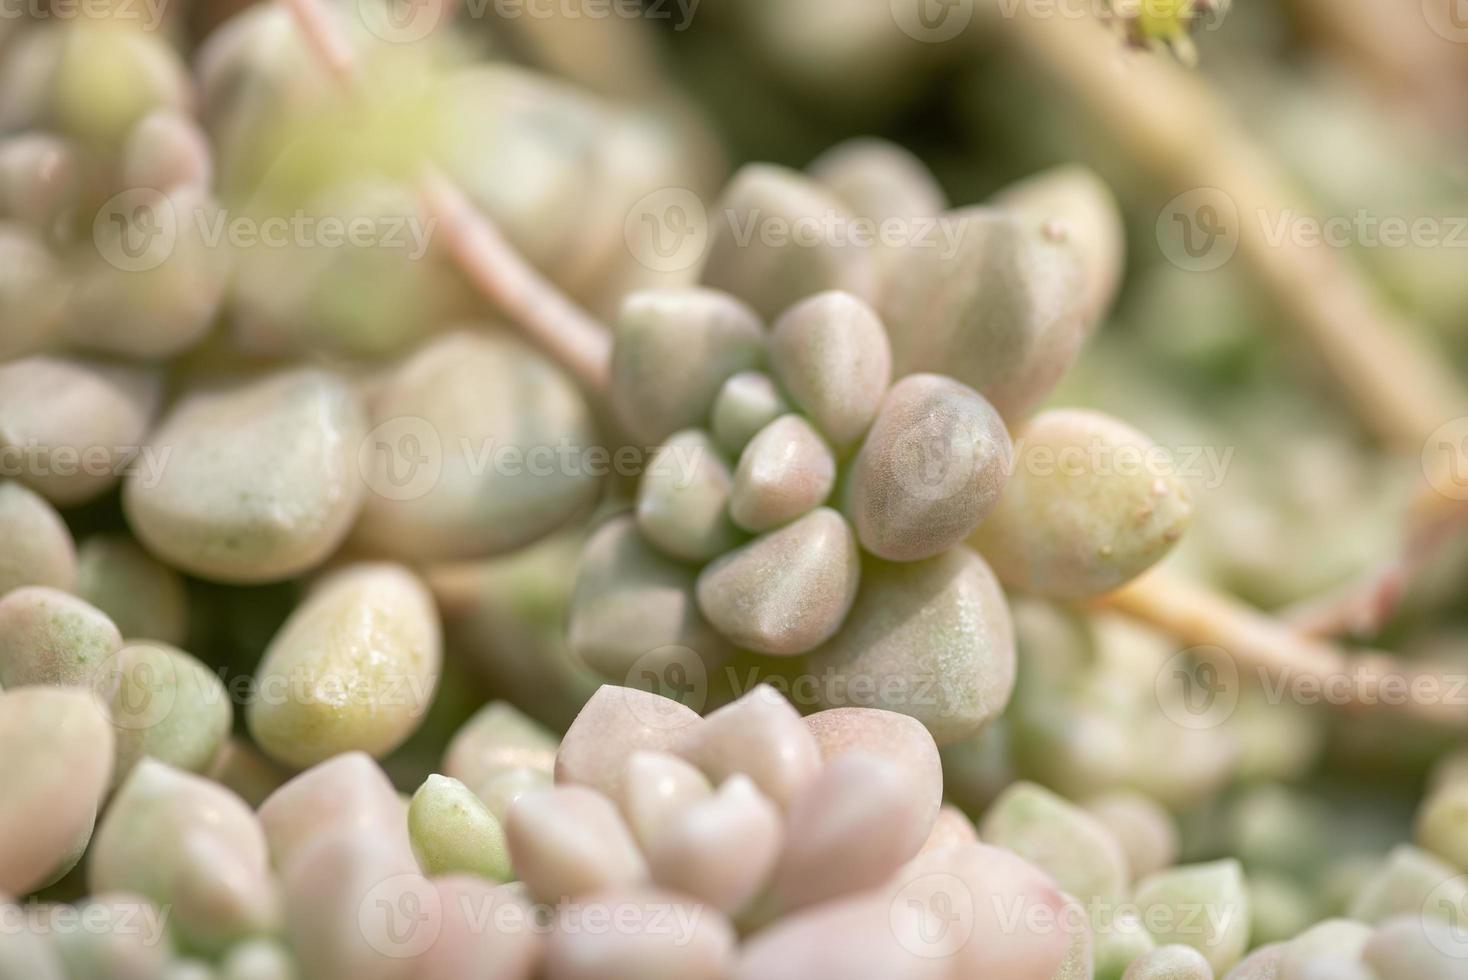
[1094, 911, 1158, 980]
[981, 781, 1129, 903]
[710, 371, 789, 456]
[408, 774, 512, 881]
[1247, 874, 1320, 949]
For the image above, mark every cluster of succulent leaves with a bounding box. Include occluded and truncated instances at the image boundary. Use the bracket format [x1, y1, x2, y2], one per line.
[0, 23, 228, 364]
[569, 142, 1191, 747]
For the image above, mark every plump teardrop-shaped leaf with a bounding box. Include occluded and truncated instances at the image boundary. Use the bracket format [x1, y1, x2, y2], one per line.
[846, 374, 1012, 562]
[710, 371, 789, 456]
[729, 415, 836, 532]
[879, 208, 1087, 420]
[980, 781, 1130, 904]
[807, 547, 1015, 746]
[247, 564, 441, 769]
[809, 138, 946, 225]
[637, 430, 743, 562]
[701, 164, 875, 322]
[124, 367, 366, 583]
[696, 508, 860, 656]
[611, 288, 765, 445]
[568, 515, 729, 682]
[970, 409, 1191, 600]
[0, 355, 162, 506]
[354, 330, 600, 563]
[994, 165, 1124, 329]
[769, 291, 891, 450]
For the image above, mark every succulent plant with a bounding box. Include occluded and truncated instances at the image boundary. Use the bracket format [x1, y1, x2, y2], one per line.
[0, 4, 1465, 978]
[565, 146, 1189, 750]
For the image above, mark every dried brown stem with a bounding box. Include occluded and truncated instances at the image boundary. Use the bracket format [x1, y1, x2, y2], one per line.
[995, 11, 1468, 451]
[281, 0, 613, 394]
[1100, 568, 1468, 729]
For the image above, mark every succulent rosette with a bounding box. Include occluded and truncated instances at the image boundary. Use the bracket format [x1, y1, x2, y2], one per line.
[569, 143, 1191, 747]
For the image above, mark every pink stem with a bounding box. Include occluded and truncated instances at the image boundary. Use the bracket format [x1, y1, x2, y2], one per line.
[280, 0, 614, 394]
